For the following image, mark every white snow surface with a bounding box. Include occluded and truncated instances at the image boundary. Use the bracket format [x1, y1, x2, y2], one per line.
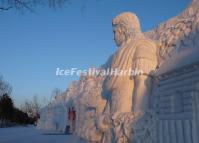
[0, 126, 87, 143]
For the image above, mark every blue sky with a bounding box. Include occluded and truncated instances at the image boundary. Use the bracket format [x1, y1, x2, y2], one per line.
[0, 0, 190, 106]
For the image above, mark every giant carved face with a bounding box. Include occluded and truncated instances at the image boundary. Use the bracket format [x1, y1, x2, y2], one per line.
[113, 26, 126, 47]
[112, 12, 141, 47]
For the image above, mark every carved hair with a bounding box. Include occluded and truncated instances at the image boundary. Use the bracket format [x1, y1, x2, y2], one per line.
[112, 12, 141, 39]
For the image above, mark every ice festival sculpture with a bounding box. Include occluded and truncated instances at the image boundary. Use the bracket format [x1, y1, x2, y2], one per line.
[38, 0, 199, 142]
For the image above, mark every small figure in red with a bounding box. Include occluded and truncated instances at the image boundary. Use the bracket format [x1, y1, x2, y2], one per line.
[67, 107, 76, 133]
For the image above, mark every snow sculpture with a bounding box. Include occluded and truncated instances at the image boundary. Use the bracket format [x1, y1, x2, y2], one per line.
[74, 12, 159, 143]
[74, 74, 106, 141]
[91, 12, 158, 143]
[145, 0, 199, 65]
[38, 1, 199, 143]
[103, 12, 158, 115]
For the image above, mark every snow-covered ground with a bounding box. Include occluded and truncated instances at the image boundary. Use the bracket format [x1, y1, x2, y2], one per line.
[0, 126, 87, 143]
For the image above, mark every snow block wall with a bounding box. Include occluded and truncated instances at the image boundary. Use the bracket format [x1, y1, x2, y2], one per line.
[154, 60, 199, 143]
[37, 104, 68, 133]
[37, 74, 107, 135]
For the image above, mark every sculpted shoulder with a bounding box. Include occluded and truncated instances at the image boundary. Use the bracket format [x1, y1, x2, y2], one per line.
[134, 36, 158, 60]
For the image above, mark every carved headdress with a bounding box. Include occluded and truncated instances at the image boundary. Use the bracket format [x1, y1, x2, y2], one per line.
[112, 12, 141, 38]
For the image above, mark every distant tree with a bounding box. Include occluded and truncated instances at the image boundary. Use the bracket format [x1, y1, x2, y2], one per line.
[20, 95, 41, 121]
[0, 75, 35, 126]
[0, 93, 14, 127]
[12, 108, 35, 125]
[0, 76, 12, 97]
[0, 0, 71, 12]
[33, 95, 41, 114]
[20, 100, 33, 116]
[51, 88, 62, 100]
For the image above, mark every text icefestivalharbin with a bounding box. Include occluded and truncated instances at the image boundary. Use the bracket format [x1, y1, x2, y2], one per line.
[56, 67, 144, 76]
